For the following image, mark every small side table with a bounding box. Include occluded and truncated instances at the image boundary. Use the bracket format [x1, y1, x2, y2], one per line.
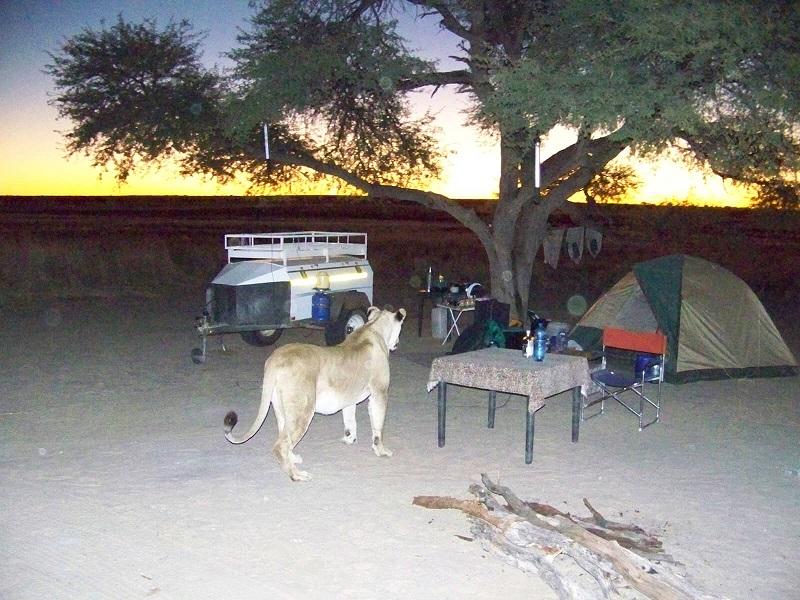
[436, 303, 475, 345]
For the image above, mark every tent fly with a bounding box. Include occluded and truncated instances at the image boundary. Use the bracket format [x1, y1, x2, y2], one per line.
[571, 254, 797, 383]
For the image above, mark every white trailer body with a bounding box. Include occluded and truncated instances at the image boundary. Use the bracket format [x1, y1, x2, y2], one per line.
[193, 232, 374, 362]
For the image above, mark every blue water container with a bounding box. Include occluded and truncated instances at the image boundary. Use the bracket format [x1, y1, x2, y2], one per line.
[312, 290, 331, 322]
[534, 326, 548, 361]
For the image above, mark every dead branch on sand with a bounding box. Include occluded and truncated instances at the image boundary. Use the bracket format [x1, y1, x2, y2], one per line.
[413, 474, 724, 600]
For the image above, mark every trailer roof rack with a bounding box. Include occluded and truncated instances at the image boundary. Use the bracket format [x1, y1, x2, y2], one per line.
[224, 231, 368, 266]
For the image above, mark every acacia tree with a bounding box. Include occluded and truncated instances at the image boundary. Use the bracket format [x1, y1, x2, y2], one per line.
[47, 1, 800, 319]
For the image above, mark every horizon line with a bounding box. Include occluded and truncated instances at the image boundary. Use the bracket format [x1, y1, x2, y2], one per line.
[0, 193, 764, 210]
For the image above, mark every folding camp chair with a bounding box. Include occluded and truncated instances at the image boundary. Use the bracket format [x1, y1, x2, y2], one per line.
[584, 327, 667, 430]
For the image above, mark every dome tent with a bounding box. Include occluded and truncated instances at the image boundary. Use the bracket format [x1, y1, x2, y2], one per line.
[570, 255, 797, 383]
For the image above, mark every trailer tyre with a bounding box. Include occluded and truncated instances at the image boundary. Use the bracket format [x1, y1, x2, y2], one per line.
[324, 308, 367, 346]
[240, 329, 283, 347]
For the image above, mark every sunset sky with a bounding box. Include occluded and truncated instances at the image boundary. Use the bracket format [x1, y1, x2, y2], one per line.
[0, 1, 751, 206]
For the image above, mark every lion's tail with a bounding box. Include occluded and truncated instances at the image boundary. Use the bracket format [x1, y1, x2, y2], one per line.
[224, 374, 275, 445]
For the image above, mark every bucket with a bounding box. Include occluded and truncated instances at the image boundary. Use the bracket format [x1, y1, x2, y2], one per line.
[431, 306, 448, 339]
[635, 354, 660, 379]
[312, 290, 331, 322]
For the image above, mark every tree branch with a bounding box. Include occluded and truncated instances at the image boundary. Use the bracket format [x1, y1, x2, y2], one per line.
[480, 476, 698, 600]
[396, 69, 472, 92]
[270, 147, 493, 249]
[514, 135, 628, 212]
[674, 128, 770, 186]
[412, 495, 511, 529]
[415, 476, 724, 600]
[405, 0, 478, 45]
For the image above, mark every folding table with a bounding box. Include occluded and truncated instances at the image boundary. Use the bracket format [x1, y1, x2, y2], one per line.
[427, 348, 592, 463]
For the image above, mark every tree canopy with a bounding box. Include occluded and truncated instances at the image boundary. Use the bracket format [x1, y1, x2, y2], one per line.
[483, 0, 800, 202]
[46, 1, 800, 317]
[45, 18, 226, 181]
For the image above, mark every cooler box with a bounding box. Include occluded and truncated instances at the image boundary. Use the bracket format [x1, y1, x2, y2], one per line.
[431, 306, 448, 339]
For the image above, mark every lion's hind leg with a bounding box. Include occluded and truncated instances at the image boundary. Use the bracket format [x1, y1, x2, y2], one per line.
[272, 436, 310, 481]
[272, 390, 314, 482]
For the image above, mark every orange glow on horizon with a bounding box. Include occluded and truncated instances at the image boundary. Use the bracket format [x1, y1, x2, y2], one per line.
[0, 108, 754, 208]
[0, 141, 755, 208]
[624, 152, 753, 208]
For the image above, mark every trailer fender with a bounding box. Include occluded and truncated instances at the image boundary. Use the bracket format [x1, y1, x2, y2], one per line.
[328, 290, 371, 320]
[324, 291, 371, 346]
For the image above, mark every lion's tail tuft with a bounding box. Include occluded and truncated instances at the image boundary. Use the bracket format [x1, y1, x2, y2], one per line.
[223, 410, 238, 433]
[224, 377, 274, 444]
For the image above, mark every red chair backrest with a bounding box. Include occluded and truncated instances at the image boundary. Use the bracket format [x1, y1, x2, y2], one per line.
[603, 328, 667, 355]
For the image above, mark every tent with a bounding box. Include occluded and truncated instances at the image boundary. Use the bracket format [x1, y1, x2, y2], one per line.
[570, 254, 798, 383]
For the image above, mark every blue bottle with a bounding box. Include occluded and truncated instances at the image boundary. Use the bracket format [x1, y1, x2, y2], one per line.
[534, 325, 547, 361]
[311, 290, 331, 322]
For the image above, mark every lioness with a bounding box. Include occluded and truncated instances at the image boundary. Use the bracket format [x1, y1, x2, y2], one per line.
[224, 306, 406, 481]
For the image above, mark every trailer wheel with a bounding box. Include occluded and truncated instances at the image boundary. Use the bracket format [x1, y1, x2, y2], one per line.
[240, 329, 283, 347]
[324, 308, 367, 346]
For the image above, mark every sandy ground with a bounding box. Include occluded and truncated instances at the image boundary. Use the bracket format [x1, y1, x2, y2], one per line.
[1, 293, 799, 600]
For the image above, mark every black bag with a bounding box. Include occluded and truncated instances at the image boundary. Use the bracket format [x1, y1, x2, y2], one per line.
[450, 322, 487, 354]
[450, 319, 506, 355]
[474, 299, 510, 327]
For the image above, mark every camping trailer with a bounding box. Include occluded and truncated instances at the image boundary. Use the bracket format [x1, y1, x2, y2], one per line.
[571, 254, 797, 383]
[192, 231, 373, 363]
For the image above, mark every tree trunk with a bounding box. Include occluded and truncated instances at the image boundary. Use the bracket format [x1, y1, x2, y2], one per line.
[512, 195, 550, 318]
[491, 130, 533, 321]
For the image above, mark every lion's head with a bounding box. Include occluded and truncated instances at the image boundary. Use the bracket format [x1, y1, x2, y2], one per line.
[366, 306, 407, 351]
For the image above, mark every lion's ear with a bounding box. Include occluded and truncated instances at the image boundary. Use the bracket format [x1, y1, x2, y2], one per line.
[395, 308, 406, 321]
[367, 306, 381, 321]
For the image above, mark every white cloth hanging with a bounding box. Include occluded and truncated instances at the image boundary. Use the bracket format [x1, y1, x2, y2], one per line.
[585, 227, 603, 257]
[542, 228, 565, 269]
[566, 226, 584, 264]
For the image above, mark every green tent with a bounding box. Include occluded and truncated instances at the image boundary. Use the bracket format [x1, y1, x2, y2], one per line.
[571, 255, 797, 383]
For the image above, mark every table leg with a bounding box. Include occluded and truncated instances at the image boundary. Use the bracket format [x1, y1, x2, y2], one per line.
[442, 307, 456, 345]
[487, 390, 496, 428]
[437, 382, 447, 447]
[451, 309, 462, 337]
[417, 293, 425, 337]
[571, 386, 581, 443]
[525, 405, 535, 464]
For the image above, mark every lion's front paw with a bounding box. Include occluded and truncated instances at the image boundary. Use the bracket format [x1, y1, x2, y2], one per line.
[372, 440, 393, 457]
[341, 432, 357, 445]
[290, 469, 312, 482]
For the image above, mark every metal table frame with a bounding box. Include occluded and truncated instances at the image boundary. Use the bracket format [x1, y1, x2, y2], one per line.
[436, 303, 475, 345]
[428, 349, 590, 463]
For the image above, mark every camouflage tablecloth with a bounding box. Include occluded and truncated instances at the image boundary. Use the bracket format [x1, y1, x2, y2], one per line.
[427, 348, 591, 412]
